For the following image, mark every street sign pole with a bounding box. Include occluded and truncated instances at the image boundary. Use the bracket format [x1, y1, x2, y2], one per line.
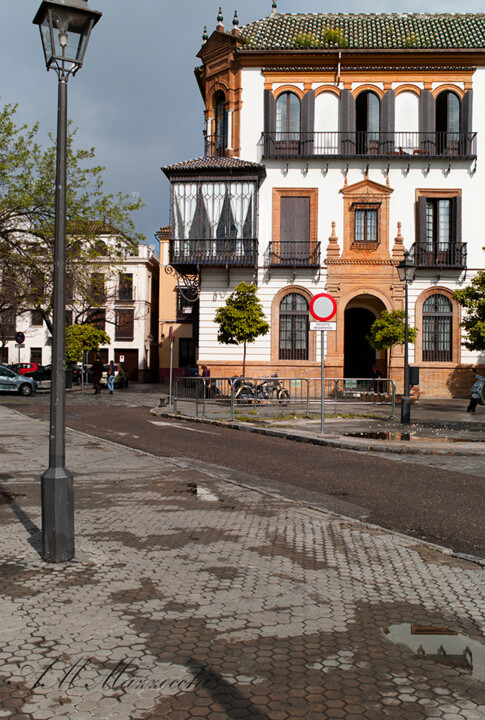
[321, 330, 325, 434]
[168, 326, 174, 406]
[309, 293, 338, 435]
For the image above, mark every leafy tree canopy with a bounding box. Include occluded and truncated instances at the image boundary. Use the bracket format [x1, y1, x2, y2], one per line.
[213, 282, 269, 375]
[0, 101, 144, 333]
[366, 309, 417, 351]
[454, 271, 485, 351]
[65, 324, 111, 365]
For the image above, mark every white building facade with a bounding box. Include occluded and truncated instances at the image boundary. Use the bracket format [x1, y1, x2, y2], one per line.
[163, 10, 485, 397]
[2, 243, 159, 382]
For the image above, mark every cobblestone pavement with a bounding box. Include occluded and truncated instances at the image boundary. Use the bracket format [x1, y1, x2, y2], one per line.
[1, 406, 485, 719]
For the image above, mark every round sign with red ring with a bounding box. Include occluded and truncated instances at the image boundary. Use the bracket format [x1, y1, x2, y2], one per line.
[309, 293, 337, 322]
[15, 331, 25, 344]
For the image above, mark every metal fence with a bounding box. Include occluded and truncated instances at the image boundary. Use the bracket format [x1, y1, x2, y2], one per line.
[173, 376, 395, 421]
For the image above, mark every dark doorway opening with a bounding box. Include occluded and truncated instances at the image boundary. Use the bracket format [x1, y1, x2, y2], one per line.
[344, 307, 376, 377]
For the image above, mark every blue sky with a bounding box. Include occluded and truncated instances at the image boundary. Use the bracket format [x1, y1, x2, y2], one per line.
[3, 0, 481, 246]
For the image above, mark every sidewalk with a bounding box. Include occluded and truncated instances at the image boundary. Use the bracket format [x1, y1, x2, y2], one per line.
[154, 397, 485, 457]
[1, 405, 484, 719]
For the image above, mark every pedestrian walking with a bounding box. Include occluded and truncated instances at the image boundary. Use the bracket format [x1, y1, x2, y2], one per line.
[107, 360, 116, 395]
[92, 355, 104, 395]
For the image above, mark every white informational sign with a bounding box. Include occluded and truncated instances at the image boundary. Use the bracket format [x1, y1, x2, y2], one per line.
[310, 322, 337, 331]
[119, 355, 125, 363]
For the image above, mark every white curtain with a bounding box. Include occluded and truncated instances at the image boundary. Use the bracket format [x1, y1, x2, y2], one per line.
[173, 183, 198, 256]
[202, 183, 225, 255]
[229, 182, 253, 254]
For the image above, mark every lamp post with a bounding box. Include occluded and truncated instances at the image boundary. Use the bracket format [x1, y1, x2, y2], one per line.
[33, 0, 101, 562]
[397, 250, 416, 425]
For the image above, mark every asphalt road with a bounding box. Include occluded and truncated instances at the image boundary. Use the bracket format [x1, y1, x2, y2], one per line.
[4, 391, 485, 559]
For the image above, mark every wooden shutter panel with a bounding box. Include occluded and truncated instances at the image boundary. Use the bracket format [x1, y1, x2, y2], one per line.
[280, 197, 310, 261]
[417, 196, 427, 262]
[264, 89, 276, 156]
[301, 90, 315, 155]
[339, 89, 355, 154]
[419, 90, 435, 153]
[462, 90, 473, 155]
[380, 90, 395, 153]
[452, 195, 462, 246]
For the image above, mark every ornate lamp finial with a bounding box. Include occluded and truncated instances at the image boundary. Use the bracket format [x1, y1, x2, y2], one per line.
[202, 26, 208, 42]
[233, 11, 239, 26]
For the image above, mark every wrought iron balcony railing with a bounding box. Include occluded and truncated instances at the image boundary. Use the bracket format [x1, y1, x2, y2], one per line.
[269, 241, 321, 267]
[170, 239, 258, 267]
[262, 131, 477, 160]
[204, 134, 228, 158]
[412, 241, 467, 269]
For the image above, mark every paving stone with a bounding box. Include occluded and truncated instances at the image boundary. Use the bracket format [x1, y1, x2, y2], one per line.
[0, 405, 484, 719]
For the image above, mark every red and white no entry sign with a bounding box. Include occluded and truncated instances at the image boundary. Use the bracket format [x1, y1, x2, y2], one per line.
[309, 293, 337, 322]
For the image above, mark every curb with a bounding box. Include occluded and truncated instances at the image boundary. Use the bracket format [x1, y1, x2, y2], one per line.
[150, 407, 485, 457]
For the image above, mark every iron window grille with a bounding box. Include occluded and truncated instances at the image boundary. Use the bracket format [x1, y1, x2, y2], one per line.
[422, 294, 453, 362]
[352, 201, 380, 248]
[279, 293, 309, 361]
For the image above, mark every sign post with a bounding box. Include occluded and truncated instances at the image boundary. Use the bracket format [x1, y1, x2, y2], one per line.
[15, 332, 25, 364]
[309, 294, 337, 433]
[168, 326, 174, 406]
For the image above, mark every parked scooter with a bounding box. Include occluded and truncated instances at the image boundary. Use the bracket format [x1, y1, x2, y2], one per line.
[466, 374, 485, 413]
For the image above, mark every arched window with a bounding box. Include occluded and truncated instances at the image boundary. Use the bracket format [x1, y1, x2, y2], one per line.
[356, 91, 380, 154]
[214, 91, 228, 157]
[436, 90, 460, 155]
[276, 92, 301, 154]
[422, 294, 453, 362]
[279, 292, 308, 360]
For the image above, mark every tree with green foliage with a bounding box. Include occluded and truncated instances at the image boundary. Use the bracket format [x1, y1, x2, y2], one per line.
[366, 309, 417, 369]
[454, 272, 485, 351]
[213, 282, 270, 376]
[0, 102, 144, 338]
[65, 324, 111, 365]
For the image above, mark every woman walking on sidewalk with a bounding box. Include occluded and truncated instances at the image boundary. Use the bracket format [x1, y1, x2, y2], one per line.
[107, 360, 116, 395]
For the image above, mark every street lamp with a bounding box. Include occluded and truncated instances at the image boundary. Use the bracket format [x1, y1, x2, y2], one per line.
[397, 250, 416, 425]
[33, 0, 101, 562]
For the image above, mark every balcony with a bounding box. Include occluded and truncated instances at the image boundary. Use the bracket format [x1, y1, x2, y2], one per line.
[269, 241, 321, 268]
[170, 239, 258, 268]
[412, 242, 467, 269]
[204, 134, 228, 158]
[262, 132, 477, 160]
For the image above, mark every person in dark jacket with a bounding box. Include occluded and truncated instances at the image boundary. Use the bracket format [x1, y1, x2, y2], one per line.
[92, 355, 104, 395]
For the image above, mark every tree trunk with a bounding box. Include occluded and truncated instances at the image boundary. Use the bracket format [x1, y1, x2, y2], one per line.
[242, 341, 247, 377]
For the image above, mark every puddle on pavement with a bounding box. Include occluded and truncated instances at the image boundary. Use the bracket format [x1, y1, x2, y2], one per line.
[345, 431, 483, 443]
[385, 623, 485, 681]
[0, 490, 27, 505]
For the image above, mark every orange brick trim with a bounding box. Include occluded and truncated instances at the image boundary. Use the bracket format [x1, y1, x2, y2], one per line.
[394, 84, 421, 97]
[271, 285, 316, 363]
[315, 85, 341, 98]
[414, 286, 461, 366]
[273, 85, 305, 100]
[415, 188, 462, 200]
[352, 84, 385, 99]
[432, 84, 465, 99]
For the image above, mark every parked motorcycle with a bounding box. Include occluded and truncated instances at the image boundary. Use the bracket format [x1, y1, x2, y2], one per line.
[466, 374, 485, 413]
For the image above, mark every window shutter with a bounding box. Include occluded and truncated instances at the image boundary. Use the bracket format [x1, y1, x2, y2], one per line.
[462, 90, 473, 155]
[452, 195, 462, 246]
[417, 196, 427, 254]
[380, 90, 395, 153]
[264, 89, 276, 155]
[280, 197, 310, 261]
[339, 89, 355, 154]
[419, 90, 435, 152]
[301, 90, 315, 155]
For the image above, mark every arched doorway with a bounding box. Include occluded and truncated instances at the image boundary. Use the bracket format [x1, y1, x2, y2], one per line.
[344, 294, 387, 377]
